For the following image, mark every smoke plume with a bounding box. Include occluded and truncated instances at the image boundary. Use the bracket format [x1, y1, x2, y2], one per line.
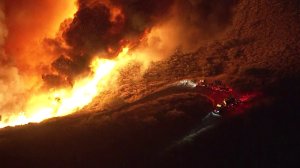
[0, 1, 7, 60]
[46, 0, 239, 85]
[4, 0, 77, 73]
[2, 0, 240, 92]
[0, 0, 77, 119]
[44, 0, 175, 83]
[0, 1, 26, 118]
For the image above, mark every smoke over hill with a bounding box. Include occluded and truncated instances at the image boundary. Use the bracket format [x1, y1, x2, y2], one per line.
[0, 0, 299, 167]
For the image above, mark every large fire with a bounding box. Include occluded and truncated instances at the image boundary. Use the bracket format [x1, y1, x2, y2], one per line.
[0, 47, 130, 128]
[0, 0, 204, 128]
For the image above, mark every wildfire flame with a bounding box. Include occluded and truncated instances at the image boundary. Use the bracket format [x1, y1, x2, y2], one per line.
[0, 47, 130, 128]
[0, 0, 180, 129]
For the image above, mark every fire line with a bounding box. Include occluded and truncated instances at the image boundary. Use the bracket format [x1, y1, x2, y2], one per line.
[0, 47, 130, 128]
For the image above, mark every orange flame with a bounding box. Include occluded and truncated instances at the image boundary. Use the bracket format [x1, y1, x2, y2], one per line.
[0, 47, 130, 128]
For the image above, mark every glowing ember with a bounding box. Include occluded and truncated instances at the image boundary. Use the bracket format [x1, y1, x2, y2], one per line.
[0, 48, 131, 128]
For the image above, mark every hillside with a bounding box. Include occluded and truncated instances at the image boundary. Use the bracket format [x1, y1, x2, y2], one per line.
[0, 0, 299, 167]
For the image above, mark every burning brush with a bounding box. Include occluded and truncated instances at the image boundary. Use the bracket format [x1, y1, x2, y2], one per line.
[0, 0, 240, 128]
